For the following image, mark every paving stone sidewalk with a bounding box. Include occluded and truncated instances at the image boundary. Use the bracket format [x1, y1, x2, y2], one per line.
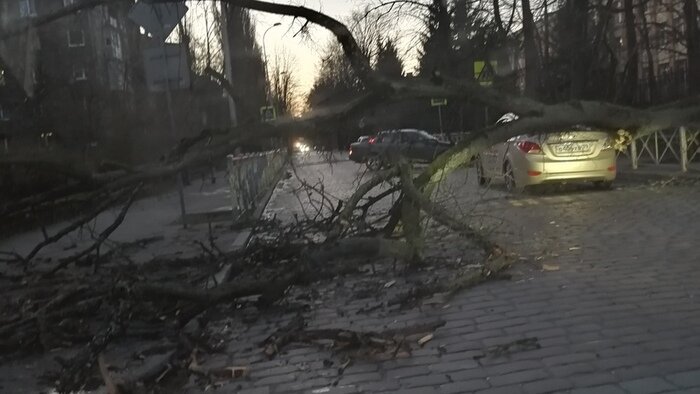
[213, 153, 700, 394]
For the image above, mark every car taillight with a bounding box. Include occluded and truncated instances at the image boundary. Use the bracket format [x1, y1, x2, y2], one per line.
[368, 137, 377, 144]
[517, 141, 542, 154]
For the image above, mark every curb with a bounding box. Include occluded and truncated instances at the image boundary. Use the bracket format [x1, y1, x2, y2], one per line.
[617, 169, 700, 182]
[211, 166, 287, 285]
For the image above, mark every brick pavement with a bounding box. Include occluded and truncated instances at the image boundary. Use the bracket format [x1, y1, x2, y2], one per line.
[197, 152, 700, 394]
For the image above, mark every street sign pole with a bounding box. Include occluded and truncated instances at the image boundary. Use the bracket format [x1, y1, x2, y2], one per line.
[474, 60, 496, 127]
[431, 98, 447, 134]
[130, 2, 189, 228]
[161, 42, 188, 228]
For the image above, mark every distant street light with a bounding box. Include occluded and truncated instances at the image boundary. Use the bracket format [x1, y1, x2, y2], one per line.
[263, 22, 282, 106]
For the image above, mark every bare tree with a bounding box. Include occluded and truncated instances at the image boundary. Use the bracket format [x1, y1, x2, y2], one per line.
[270, 49, 301, 116]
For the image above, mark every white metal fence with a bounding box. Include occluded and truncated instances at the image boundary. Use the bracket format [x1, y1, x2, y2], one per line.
[626, 127, 700, 171]
[227, 150, 287, 219]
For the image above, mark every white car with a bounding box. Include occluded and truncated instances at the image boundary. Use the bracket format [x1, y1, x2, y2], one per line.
[476, 113, 617, 192]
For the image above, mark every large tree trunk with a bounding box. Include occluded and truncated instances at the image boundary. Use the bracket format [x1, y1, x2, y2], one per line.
[684, 0, 700, 95]
[493, 0, 505, 37]
[522, 0, 541, 98]
[638, 1, 657, 102]
[543, 0, 550, 64]
[565, 0, 589, 99]
[621, 0, 638, 103]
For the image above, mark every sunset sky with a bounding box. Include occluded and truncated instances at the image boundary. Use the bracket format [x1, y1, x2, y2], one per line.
[251, 1, 422, 94]
[184, 1, 423, 96]
[251, 1, 353, 94]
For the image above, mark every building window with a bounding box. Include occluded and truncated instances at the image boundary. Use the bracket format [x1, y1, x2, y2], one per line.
[68, 29, 85, 47]
[19, 0, 37, 17]
[72, 65, 87, 81]
[0, 105, 9, 121]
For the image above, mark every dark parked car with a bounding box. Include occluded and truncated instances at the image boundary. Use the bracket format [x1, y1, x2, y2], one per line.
[349, 129, 452, 170]
[348, 135, 372, 162]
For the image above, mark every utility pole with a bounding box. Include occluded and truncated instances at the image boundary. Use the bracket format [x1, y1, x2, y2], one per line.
[221, 6, 238, 127]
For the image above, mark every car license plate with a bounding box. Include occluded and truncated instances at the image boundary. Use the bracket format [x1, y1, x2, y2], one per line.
[552, 142, 591, 155]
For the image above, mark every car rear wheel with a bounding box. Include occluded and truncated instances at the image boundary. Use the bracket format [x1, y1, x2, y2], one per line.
[476, 156, 490, 186]
[503, 160, 522, 193]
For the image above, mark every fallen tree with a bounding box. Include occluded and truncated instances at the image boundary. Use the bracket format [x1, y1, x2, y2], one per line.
[2, 1, 700, 393]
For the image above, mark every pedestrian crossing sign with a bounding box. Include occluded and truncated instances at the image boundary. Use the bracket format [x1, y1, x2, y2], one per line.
[260, 106, 276, 122]
[474, 60, 497, 86]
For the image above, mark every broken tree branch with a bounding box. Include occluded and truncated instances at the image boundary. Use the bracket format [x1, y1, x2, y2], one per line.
[22, 188, 132, 264]
[262, 315, 445, 358]
[398, 161, 497, 253]
[45, 184, 142, 277]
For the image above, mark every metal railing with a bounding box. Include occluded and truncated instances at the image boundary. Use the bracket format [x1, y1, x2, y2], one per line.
[627, 127, 700, 172]
[227, 149, 287, 218]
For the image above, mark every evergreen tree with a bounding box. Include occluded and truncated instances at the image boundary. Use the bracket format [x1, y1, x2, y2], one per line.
[307, 43, 362, 108]
[451, 0, 494, 78]
[418, 0, 453, 77]
[375, 38, 403, 78]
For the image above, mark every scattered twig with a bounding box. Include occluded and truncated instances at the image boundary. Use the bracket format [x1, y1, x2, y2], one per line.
[44, 184, 142, 277]
[22, 187, 132, 265]
[262, 317, 445, 358]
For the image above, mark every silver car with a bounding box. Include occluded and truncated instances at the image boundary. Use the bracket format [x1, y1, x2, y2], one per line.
[476, 113, 617, 192]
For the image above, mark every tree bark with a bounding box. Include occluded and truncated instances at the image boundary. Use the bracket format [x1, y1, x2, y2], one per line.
[684, 0, 700, 95]
[622, 0, 638, 103]
[638, 1, 658, 102]
[522, 0, 541, 98]
[493, 0, 506, 37]
[566, 0, 590, 99]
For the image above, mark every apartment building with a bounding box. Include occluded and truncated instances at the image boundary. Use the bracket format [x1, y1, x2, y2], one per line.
[0, 0, 140, 155]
